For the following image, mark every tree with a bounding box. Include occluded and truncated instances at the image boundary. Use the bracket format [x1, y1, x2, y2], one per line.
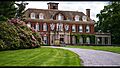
[15, 1, 28, 20]
[0, 1, 17, 21]
[96, 1, 120, 44]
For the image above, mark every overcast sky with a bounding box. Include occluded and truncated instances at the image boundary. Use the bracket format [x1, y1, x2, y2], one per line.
[24, 1, 109, 21]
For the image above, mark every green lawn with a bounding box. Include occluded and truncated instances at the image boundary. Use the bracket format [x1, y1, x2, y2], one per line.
[66, 45, 120, 54]
[0, 47, 82, 66]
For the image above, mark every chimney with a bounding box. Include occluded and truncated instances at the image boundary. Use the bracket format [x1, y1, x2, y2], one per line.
[47, 2, 59, 10]
[86, 9, 90, 18]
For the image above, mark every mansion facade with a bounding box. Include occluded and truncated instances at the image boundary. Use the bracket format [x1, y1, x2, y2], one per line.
[24, 2, 111, 45]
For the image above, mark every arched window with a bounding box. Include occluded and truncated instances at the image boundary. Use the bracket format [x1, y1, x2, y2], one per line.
[72, 25, 76, 32]
[39, 13, 44, 19]
[86, 37, 90, 44]
[36, 23, 39, 31]
[58, 14, 62, 20]
[31, 13, 35, 19]
[79, 25, 83, 32]
[27, 22, 31, 28]
[43, 23, 47, 31]
[75, 15, 80, 21]
[82, 16, 87, 21]
[86, 25, 90, 33]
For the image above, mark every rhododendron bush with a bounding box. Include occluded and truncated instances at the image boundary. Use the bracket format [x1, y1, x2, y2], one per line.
[0, 18, 42, 51]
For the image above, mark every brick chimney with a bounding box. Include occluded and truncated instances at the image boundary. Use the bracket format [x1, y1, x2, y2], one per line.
[86, 9, 90, 18]
[47, 2, 59, 10]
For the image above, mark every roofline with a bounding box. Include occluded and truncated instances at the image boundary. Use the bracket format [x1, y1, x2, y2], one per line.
[26, 8, 85, 14]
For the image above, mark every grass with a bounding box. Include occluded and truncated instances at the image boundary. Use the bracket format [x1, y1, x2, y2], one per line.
[0, 47, 82, 66]
[66, 45, 120, 54]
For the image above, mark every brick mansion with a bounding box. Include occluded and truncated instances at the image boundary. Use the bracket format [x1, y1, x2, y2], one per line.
[24, 2, 111, 45]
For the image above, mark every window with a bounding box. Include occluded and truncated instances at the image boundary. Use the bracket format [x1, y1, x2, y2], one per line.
[39, 13, 44, 19]
[86, 37, 90, 44]
[65, 24, 69, 31]
[31, 13, 35, 19]
[72, 25, 76, 32]
[56, 23, 63, 31]
[58, 14, 62, 20]
[27, 22, 31, 28]
[86, 25, 90, 33]
[79, 25, 83, 32]
[82, 16, 87, 21]
[75, 15, 80, 21]
[35, 23, 39, 31]
[43, 36, 48, 44]
[59, 23, 63, 31]
[43, 23, 47, 31]
[50, 23, 55, 30]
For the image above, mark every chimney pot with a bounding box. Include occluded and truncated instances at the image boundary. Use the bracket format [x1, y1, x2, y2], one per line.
[86, 9, 90, 18]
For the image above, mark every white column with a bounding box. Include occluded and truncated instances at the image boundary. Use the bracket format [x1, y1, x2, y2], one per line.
[108, 37, 111, 45]
[102, 37, 105, 45]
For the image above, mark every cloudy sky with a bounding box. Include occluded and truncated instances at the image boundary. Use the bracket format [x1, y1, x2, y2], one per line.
[24, 1, 109, 21]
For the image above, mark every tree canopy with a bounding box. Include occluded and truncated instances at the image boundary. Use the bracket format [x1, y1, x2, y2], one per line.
[0, 1, 28, 21]
[96, 1, 120, 44]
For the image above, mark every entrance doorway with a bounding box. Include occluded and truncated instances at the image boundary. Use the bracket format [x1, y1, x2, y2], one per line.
[60, 38, 64, 44]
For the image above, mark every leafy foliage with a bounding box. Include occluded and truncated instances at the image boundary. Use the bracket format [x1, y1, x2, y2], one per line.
[96, 1, 120, 44]
[0, 1, 17, 21]
[15, 1, 28, 20]
[0, 19, 42, 51]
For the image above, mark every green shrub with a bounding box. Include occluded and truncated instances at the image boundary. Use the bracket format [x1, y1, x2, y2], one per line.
[0, 19, 42, 51]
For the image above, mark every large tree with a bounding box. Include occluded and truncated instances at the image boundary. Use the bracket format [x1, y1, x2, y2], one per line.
[0, 1, 17, 21]
[0, 1, 28, 21]
[96, 1, 120, 44]
[15, 1, 28, 20]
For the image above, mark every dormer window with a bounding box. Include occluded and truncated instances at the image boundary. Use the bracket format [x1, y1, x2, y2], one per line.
[31, 13, 35, 19]
[58, 14, 62, 20]
[75, 15, 80, 21]
[82, 16, 87, 21]
[72, 25, 76, 32]
[39, 13, 44, 19]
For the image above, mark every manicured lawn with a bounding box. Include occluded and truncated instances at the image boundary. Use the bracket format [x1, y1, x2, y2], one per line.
[0, 47, 81, 66]
[66, 45, 120, 54]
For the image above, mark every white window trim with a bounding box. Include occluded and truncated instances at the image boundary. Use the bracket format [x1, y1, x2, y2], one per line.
[39, 13, 44, 19]
[58, 14, 62, 20]
[36, 23, 39, 31]
[79, 25, 83, 32]
[44, 36, 47, 44]
[65, 24, 69, 31]
[86, 25, 90, 33]
[43, 23, 47, 31]
[75, 15, 79, 21]
[50, 23, 55, 30]
[72, 25, 76, 32]
[82, 16, 87, 21]
[31, 13, 35, 19]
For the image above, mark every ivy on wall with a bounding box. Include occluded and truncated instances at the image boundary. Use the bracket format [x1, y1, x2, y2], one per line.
[71, 33, 95, 44]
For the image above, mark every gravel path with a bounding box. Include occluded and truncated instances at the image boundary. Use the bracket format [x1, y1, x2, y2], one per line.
[46, 46, 120, 66]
